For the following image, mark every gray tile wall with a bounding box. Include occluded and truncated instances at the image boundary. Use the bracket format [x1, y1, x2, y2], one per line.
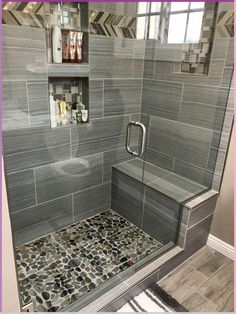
[111, 169, 180, 245]
[2, 8, 143, 244]
[141, 7, 234, 189]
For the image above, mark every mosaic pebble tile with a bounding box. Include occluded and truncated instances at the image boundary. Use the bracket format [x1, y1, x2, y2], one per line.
[16, 210, 162, 312]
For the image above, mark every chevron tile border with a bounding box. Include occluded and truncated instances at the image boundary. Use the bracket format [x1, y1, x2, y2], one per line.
[89, 10, 136, 39]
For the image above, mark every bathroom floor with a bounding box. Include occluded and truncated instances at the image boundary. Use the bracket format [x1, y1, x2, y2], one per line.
[158, 246, 233, 312]
[16, 210, 162, 312]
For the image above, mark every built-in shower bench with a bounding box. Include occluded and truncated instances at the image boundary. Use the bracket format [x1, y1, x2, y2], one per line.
[111, 158, 217, 247]
[112, 159, 207, 203]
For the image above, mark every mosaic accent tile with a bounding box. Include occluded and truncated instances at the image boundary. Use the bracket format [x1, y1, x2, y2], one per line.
[16, 210, 161, 312]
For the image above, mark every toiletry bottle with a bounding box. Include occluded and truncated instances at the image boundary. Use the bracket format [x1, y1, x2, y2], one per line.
[76, 32, 83, 63]
[55, 99, 61, 126]
[69, 31, 77, 63]
[60, 99, 67, 125]
[46, 23, 52, 63]
[62, 30, 70, 63]
[49, 84, 57, 128]
[72, 103, 78, 124]
[52, 3, 62, 64]
[81, 109, 88, 123]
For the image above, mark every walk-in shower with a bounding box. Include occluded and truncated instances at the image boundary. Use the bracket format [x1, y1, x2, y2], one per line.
[2, 1, 234, 311]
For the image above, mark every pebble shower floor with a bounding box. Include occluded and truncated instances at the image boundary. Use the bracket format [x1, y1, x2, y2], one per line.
[16, 210, 162, 311]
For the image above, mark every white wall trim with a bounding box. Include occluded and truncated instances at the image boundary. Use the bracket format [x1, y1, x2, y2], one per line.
[207, 234, 234, 260]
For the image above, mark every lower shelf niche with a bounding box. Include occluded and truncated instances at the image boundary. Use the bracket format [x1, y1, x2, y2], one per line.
[48, 77, 89, 128]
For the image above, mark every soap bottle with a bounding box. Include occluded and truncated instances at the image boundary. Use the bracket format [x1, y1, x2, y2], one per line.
[49, 84, 57, 128]
[52, 3, 62, 63]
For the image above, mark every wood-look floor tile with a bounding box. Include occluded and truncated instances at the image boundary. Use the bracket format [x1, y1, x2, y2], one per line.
[159, 265, 206, 302]
[197, 261, 234, 307]
[181, 291, 217, 312]
[190, 246, 230, 278]
[214, 289, 234, 312]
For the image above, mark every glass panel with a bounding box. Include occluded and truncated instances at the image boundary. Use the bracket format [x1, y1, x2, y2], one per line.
[136, 16, 147, 39]
[168, 13, 187, 43]
[170, 2, 189, 12]
[190, 2, 205, 9]
[151, 2, 161, 13]
[149, 15, 160, 39]
[186, 11, 204, 43]
[137, 1, 149, 14]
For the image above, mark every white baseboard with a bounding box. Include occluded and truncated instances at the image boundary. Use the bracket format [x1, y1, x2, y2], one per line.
[207, 234, 234, 260]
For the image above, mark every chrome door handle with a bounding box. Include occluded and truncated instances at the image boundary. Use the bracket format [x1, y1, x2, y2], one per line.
[126, 121, 146, 157]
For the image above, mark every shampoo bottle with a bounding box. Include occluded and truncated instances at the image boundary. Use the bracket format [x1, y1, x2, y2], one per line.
[52, 4, 62, 63]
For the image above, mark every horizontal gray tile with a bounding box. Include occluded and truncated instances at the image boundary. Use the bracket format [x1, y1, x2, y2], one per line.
[5, 144, 70, 174]
[27, 80, 50, 126]
[173, 159, 213, 187]
[47, 63, 89, 77]
[207, 147, 225, 173]
[142, 201, 178, 244]
[152, 61, 221, 86]
[12, 195, 73, 246]
[2, 24, 45, 41]
[221, 67, 233, 87]
[149, 80, 182, 120]
[148, 174, 207, 203]
[226, 38, 233, 66]
[72, 135, 126, 157]
[27, 80, 48, 101]
[3, 116, 29, 130]
[3, 46, 47, 80]
[112, 167, 143, 199]
[89, 80, 104, 119]
[35, 154, 103, 203]
[111, 183, 142, 227]
[104, 79, 142, 116]
[144, 148, 173, 172]
[103, 148, 134, 182]
[71, 115, 129, 144]
[133, 59, 144, 78]
[73, 183, 111, 221]
[182, 85, 229, 108]
[3, 80, 28, 119]
[3, 126, 70, 155]
[185, 215, 213, 250]
[149, 116, 213, 168]
[90, 35, 134, 56]
[141, 79, 150, 113]
[188, 195, 217, 228]
[2, 80, 29, 129]
[145, 186, 180, 220]
[7, 169, 36, 212]
[143, 60, 154, 79]
[103, 2, 137, 16]
[211, 38, 228, 59]
[179, 101, 226, 131]
[113, 158, 170, 185]
[209, 59, 225, 80]
[90, 54, 133, 79]
[211, 131, 229, 151]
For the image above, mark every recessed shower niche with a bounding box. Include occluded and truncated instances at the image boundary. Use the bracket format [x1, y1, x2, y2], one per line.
[48, 77, 89, 128]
